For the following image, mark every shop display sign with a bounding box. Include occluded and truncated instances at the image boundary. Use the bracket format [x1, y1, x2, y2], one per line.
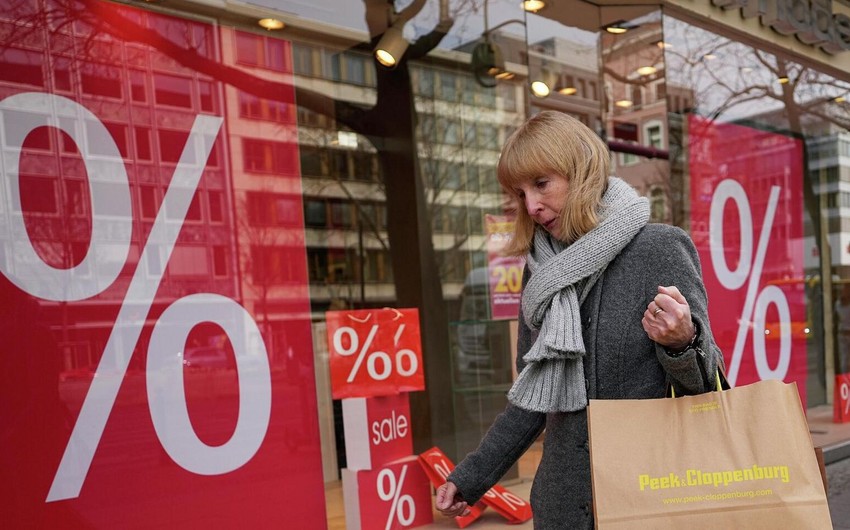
[418, 446, 532, 525]
[836, 373, 850, 423]
[0, 1, 325, 527]
[342, 456, 433, 530]
[710, 0, 850, 54]
[688, 115, 806, 403]
[326, 308, 424, 398]
[485, 214, 525, 320]
[343, 393, 414, 471]
[418, 448, 486, 528]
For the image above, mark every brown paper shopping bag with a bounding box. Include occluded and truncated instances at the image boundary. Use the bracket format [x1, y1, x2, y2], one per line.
[587, 379, 832, 529]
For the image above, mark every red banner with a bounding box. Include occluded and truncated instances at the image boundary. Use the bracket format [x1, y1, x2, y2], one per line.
[836, 373, 850, 423]
[688, 115, 806, 403]
[0, 1, 325, 527]
[326, 308, 425, 399]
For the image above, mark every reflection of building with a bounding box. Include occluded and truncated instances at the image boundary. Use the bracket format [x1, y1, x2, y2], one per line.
[286, 22, 526, 316]
[0, 12, 238, 375]
[601, 16, 693, 224]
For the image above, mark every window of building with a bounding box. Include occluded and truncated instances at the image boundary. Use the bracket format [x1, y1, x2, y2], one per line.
[242, 138, 299, 175]
[208, 190, 224, 223]
[440, 71, 458, 101]
[235, 32, 291, 72]
[153, 73, 193, 108]
[304, 199, 327, 228]
[293, 43, 316, 76]
[649, 186, 666, 222]
[644, 121, 664, 149]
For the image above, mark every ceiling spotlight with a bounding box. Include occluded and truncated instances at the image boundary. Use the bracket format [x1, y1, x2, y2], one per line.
[375, 23, 409, 68]
[655, 41, 672, 49]
[531, 80, 551, 98]
[521, 0, 546, 12]
[777, 76, 790, 84]
[557, 86, 577, 95]
[702, 53, 717, 60]
[615, 99, 634, 108]
[258, 18, 284, 30]
[604, 21, 634, 34]
[636, 65, 657, 76]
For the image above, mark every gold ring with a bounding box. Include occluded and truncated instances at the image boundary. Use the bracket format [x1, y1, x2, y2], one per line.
[653, 307, 663, 316]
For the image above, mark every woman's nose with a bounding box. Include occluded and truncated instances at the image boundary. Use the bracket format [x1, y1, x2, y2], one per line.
[525, 195, 542, 215]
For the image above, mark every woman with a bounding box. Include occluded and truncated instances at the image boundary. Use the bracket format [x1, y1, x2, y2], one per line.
[436, 111, 723, 528]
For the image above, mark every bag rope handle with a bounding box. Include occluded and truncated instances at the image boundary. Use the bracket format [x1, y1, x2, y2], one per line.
[670, 369, 725, 398]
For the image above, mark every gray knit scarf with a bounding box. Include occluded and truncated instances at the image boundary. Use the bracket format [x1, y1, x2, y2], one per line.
[507, 177, 650, 413]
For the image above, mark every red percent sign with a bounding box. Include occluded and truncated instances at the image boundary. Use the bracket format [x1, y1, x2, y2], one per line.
[0, 93, 271, 503]
[326, 308, 424, 399]
[418, 446, 532, 525]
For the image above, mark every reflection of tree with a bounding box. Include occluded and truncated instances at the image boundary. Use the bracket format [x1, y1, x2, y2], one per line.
[3, 0, 466, 452]
[664, 21, 850, 246]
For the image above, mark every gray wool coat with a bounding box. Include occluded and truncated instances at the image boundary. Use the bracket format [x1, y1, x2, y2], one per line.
[448, 223, 723, 529]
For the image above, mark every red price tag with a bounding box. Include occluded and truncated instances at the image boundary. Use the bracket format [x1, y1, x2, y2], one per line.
[326, 308, 424, 398]
[418, 447, 486, 528]
[835, 373, 850, 423]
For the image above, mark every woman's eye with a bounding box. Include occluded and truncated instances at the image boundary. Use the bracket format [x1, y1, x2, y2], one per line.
[535, 180, 548, 189]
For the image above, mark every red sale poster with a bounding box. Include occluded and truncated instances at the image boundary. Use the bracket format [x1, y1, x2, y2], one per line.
[326, 308, 425, 399]
[485, 214, 525, 320]
[0, 1, 325, 527]
[688, 115, 806, 403]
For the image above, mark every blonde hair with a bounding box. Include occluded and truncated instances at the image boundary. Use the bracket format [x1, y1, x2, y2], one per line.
[498, 111, 610, 255]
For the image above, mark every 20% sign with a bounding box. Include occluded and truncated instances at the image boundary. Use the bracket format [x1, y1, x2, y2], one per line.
[0, 93, 272, 502]
[326, 308, 424, 398]
[709, 179, 791, 386]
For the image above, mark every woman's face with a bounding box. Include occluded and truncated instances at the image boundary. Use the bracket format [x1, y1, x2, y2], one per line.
[513, 173, 569, 239]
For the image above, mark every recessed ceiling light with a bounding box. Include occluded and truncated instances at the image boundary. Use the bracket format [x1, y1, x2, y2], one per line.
[258, 18, 284, 30]
[835, 96, 846, 103]
[636, 66, 657, 76]
[615, 99, 633, 108]
[702, 53, 717, 60]
[521, 0, 546, 12]
[655, 41, 672, 49]
[531, 81, 551, 98]
[558, 87, 577, 95]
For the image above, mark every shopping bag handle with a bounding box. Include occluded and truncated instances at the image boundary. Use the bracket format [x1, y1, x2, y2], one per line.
[669, 368, 728, 398]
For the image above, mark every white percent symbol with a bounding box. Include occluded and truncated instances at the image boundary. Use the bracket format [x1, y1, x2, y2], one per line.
[841, 382, 850, 415]
[0, 93, 272, 502]
[484, 488, 526, 510]
[332, 322, 418, 383]
[709, 179, 791, 386]
[376, 465, 415, 530]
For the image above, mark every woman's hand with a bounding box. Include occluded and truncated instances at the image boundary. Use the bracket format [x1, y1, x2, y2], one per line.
[642, 285, 696, 351]
[435, 481, 470, 517]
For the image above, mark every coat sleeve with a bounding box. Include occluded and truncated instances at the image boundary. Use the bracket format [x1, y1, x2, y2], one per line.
[447, 403, 545, 504]
[448, 280, 545, 504]
[650, 226, 725, 395]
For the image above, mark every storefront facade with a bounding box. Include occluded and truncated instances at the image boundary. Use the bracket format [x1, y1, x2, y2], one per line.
[1, 0, 848, 526]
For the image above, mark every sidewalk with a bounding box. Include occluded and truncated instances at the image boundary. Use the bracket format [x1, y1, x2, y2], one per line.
[326, 405, 850, 529]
